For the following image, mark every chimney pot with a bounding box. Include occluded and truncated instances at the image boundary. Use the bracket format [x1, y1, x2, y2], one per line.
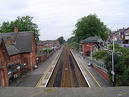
[14, 27, 18, 32]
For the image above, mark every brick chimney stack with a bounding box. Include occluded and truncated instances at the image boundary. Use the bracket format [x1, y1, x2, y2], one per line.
[14, 27, 18, 32]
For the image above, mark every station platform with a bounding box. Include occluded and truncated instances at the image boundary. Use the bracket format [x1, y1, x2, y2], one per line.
[71, 50, 111, 87]
[36, 49, 62, 87]
[0, 87, 129, 97]
[10, 49, 62, 87]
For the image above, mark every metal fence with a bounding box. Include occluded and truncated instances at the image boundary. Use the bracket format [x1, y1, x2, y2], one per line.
[85, 56, 108, 72]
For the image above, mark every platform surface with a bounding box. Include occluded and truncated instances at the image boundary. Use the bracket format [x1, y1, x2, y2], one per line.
[0, 87, 129, 97]
[71, 50, 111, 87]
[10, 50, 61, 87]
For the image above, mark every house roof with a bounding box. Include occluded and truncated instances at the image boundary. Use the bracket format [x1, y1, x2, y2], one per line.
[38, 40, 60, 46]
[124, 29, 129, 33]
[0, 31, 34, 56]
[80, 36, 102, 44]
[6, 44, 20, 56]
[15, 32, 33, 53]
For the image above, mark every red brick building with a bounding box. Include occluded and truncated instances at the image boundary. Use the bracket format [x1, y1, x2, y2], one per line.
[0, 39, 8, 86]
[111, 28, 129, 47]
[37, 40, 60, 64]
[80, 36, 102, 56]
[37, 40, 60, 51]
[0, 31, 37, 86]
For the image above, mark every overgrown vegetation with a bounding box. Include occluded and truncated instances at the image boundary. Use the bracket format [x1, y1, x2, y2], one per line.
[93, 44, 129, 86]
[93, 50, 108, 60]
[67, 36, 79, 50]
[68, 42, 79, 50]
[43, 48, 53, 53]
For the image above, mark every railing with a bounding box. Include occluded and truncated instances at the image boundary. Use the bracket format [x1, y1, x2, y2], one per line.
[84, 56, 108, 72]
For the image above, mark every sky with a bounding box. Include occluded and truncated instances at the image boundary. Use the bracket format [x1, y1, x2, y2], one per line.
[0, 0, 129, 40]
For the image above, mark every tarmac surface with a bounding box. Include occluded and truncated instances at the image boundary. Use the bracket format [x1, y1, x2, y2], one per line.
[10, 51, 59, 87]
[0, 87, 129, 97]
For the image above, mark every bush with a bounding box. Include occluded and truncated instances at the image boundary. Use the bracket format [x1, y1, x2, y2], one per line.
[43, 48, 53, 53]
[93, 46, 129, 86]
[93, 50, 108, 60]
[68, 42, 79, 50]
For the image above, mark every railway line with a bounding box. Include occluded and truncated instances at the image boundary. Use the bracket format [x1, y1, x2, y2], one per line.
[47, 45, 88, 87]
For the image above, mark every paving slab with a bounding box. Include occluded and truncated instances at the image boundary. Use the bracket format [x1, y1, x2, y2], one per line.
[0, 87, 129, 97]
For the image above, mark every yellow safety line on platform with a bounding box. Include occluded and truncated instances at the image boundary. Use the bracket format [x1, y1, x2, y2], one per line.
[35, 50, 62, 87]
[80, 61, 101, 87]
[71, 50, 101, 87]
[70, 50, 91, 88]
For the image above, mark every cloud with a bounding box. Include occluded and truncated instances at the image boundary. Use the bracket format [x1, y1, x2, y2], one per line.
[0, 0, 129, 40]
[0, 0, 27, 11]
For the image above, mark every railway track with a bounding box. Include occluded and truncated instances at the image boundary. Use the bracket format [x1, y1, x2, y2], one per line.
[47, 45, 88, 87]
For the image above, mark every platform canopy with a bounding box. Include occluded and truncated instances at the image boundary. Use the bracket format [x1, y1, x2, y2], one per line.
[80, 36, 103, 44]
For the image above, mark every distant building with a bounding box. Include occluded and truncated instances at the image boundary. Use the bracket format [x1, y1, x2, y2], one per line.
[37, 40, 61, 64]
[0, 31, 37, 86]
[80, 36, 103, 56]
[37, 40, 60, 52]
[110, 27, 129, 47]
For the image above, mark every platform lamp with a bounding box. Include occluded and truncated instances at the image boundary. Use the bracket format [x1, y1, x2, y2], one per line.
[111, 35, 117, 86]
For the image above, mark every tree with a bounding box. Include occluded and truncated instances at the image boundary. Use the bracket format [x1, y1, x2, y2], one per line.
[67, 36, 78, 43]
[73, 14, 110, 41]
[67, 36, 79, 50]
[93, 44, 129, 86]
[56, 36, 65, 44]
[0, 16, 40, 42]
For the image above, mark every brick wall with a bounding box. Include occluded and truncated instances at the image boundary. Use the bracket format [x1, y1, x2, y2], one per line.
[21, 53, 32, 71]
[20, 35, 36, 71]
[81, 43, 96, 55]
[0, 33, 37, 86]
[0, 45, 8, 86]
[0, 68, 8, 86]
[93, 65, 109, 81]
[7, 54, 21, 65]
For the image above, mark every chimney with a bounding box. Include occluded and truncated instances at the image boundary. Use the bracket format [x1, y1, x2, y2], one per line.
[14, 27, 18, 32]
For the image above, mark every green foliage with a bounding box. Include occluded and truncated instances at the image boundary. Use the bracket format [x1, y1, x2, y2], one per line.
[93, 45, 129, 86]
[43, 48, 53, 53]
[67, 36, 80, 50]
[0, 16, 40, 42]
[108, 44, 121, 50]
[67, 36, 79, 43]
[93, 50, 108, 60]
[108, 44, 129, 55]
[56, 36, 65, 44]
[68, 42, 79, 50]
[73, 14, 110, 41]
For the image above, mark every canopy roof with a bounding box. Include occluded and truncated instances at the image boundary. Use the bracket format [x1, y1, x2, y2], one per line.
[80, 36, 102, 44]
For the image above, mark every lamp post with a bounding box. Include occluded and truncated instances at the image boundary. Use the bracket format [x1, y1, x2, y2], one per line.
[111, 38, 115, 86]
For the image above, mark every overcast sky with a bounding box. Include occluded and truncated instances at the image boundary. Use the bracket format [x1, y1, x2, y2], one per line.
[0, 0, 129, 40]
